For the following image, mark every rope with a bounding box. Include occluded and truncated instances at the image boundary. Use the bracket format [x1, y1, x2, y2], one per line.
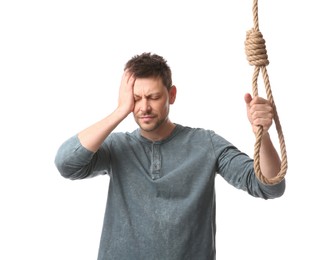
[244, 0, 288, 185]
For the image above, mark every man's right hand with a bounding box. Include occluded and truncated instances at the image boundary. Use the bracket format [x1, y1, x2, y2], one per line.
[117, 70, 136, 117]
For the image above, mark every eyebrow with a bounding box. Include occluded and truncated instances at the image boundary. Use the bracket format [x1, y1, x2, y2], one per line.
[134, 92, 161, 98]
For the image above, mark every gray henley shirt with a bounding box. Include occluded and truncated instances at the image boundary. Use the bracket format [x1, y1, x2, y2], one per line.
[54, 124, 285, 260]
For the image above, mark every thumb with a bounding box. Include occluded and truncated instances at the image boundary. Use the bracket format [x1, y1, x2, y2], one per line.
[244, 93, 252, 106]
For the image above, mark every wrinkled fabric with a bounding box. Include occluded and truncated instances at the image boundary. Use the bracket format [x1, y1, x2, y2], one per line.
[55, 124, 285, 260]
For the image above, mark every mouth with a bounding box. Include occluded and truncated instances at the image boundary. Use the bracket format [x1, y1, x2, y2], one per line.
[140, 116, 153, 120]
[139, 115, 155, 123]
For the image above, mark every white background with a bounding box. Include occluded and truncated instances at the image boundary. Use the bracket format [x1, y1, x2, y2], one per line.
[1, 0, 331, 259]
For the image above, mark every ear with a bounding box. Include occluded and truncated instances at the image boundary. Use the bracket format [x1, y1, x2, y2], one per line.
[169, 85, 177, 104]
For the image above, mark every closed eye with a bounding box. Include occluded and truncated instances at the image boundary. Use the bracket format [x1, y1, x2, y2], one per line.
[134, 95, 160, 101]
[149, 95, 160, 100]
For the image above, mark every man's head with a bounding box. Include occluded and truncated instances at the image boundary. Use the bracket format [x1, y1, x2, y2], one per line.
[125, 53, 176, 140]
[124, 52, 173, 91]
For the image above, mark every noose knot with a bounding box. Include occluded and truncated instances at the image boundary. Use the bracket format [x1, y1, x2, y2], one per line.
[245, 29, 269, 67]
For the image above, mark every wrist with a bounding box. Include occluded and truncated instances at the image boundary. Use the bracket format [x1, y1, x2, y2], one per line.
[114, 106, 132, 120]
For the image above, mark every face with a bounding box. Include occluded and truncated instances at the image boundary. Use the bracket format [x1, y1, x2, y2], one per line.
[133, 77, 176, 134]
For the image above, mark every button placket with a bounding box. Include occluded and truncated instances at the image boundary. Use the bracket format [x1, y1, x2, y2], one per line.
[151, 143, 161, 179]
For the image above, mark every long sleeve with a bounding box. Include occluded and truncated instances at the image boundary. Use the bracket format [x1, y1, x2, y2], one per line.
[210, 130, 285, 199]
[54, 135, 109, 180]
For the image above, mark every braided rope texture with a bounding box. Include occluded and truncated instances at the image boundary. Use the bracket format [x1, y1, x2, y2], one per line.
[244, 0, 288, 185]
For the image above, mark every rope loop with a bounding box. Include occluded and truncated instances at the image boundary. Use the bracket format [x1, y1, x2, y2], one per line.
[245, 0, 288, 185]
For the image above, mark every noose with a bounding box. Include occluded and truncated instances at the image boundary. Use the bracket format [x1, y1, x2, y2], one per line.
[245, 0, 288, 185]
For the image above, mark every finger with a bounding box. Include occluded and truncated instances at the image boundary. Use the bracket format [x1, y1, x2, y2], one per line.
[244, 93, 252, 106]
[128, 73, 136, 85]
[250, 96, 270, 106]
[121, 72, 135, 89]
[252, 112, 273, 123]
[250, 103, 273, 113]
[250, 112, 274, 131]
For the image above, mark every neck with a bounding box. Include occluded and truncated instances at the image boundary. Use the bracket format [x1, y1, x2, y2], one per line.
[140, 119, 176, 142]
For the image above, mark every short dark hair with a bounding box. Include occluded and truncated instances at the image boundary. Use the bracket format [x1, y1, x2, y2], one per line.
[124, 52, 173, 90]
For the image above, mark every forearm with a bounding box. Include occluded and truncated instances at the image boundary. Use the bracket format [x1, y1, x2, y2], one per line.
[259, 132, 281, 179]
[78, 108, 129, 153]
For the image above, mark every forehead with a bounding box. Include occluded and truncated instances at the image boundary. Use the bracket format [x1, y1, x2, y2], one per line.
[133, 77, 166, 95]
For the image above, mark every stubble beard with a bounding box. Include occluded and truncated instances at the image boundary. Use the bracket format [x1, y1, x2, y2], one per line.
[137, 115, 168, 133]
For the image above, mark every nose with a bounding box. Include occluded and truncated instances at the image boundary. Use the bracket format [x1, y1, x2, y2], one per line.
[140, 98, 151, 113]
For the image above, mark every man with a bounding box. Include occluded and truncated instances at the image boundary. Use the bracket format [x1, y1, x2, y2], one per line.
[55, 52, 285, 260]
